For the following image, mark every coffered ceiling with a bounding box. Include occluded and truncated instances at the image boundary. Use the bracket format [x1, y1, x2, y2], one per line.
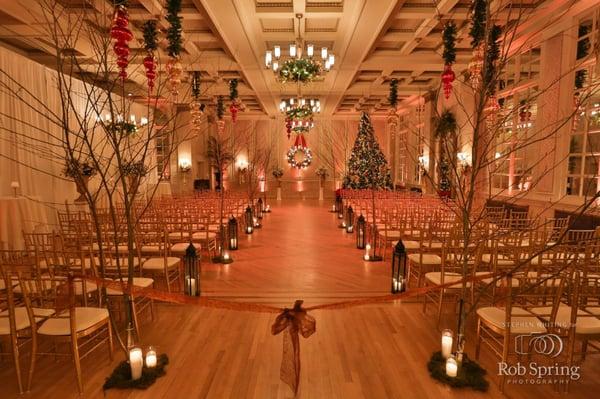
[0, 0, 587, 117]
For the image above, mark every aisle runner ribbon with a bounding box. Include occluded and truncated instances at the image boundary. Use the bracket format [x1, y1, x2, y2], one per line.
[83, 272, 498, 395]
[271, 300, 316, 394]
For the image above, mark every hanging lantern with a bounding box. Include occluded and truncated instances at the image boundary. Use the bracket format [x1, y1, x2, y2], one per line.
[110, 5, 133, 81]
[441, 64, 455, 99]
[257, 198, 264, 219]
[166, 57, 183, 98]
[468, 45, 484, 90]
[245, 206, 254, 234]
[345, 206, 354, 233]
[391, 240, 407, 294]
[228, 216, 238, 250]
[184, 243, 200, 296]
[356, 214, 366, 249]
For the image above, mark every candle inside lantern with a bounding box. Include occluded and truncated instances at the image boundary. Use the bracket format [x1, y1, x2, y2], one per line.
[129, 347, 143, 380]
[186, 277, 197, 295]
[246, 226, 253, 233]
[441, 329, 453, 359]
[223, 251, 230, 260]
[145, 347, 157, 368]
[230, 238, 237, 248]
[446, 356, 458, 377]
[364, 243, 371, 260]
[332, 205, 335, 211]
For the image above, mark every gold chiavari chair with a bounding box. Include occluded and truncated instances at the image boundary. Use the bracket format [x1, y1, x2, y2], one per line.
[139, 220, 181, 292]
[476, 274, 564, 392]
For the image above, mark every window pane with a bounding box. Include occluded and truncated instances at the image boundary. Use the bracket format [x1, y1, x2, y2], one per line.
[584, 156, 599, 175]
[582, 177, 599, 197]
[566, 177, 581, 196]
[587, 133, 600, 153]
[570, 135, 584, 153]
[568, 156, 582, 174]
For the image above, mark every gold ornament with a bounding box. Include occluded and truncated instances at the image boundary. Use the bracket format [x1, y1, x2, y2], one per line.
[189, 101, 203, 131]
[166, 57, 183, 98]
[468, 44, 484, 90]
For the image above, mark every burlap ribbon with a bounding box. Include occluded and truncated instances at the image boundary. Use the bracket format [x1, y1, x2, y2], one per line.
[271, 300, 316, 396]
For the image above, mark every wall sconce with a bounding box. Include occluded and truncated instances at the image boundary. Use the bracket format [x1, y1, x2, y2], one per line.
[457, 152, 471, 167]
[179, 159, 191, 173]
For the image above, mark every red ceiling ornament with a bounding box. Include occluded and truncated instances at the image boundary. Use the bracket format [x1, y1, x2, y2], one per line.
[143, 56, 156, 91]
[142, 20, 158, 92]
[441, 65, 456, 100]
[285, 117, 292, 139]
[110, 5, 133, 81]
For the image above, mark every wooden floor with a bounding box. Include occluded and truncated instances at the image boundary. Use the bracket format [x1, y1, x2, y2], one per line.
[1, 200, 598, 398]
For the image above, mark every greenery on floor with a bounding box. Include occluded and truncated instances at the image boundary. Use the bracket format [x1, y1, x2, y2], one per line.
[427, 351, 489, 392]
[103, 354, 169, 390]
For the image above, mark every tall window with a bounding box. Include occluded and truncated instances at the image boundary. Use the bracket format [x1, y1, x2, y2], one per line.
[566, 16, 600, 198]
[155, 125, 170, 180]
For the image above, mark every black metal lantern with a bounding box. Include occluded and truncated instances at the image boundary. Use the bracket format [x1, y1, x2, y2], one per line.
[337, 197, 344, 219]
[391, 240, 407, 294]
[345, 206, 354, 233]
[228, 216, 238, 250]
[356, 214, 366, 249]
[245, 206, 254, 234]
[257, 198, 264, 219]
[184, 243, 200, 296]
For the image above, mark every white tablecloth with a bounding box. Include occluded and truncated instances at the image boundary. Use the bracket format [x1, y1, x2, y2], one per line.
[0, 196, 49, 249]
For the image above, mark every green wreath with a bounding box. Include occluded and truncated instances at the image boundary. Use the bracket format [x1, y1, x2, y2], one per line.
[279, 59, 322, 83]
[286, 104, 314, 120]
[286, 146, 312, 169]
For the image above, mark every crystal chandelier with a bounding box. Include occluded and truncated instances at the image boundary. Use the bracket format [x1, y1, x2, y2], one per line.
[264, 14, 334, 83]
[279, 98, 321, 113]
[281, 97, 320, 138]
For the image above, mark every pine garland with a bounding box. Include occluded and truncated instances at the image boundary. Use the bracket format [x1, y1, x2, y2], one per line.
[229, 79, 238, 101]
[388, 78, 398, 108]
[342, 112, 393, 190]
[434, 110, 458, 139]
[427, 352, 488, 392]
[103, 354, 169, 390]
[484, 25, 502, 95]
[217, 96, 225, 120]
[166, 0, 182, 57]
[191, 71, 201, 100]
[469, 0, 487, 49]
[142, 20, 158, 52]
[442, 22, 457, 65]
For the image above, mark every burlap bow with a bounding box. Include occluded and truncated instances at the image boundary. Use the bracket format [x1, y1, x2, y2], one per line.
[271, 300, 316, 395]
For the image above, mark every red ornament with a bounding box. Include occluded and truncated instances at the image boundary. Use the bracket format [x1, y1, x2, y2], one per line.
[143, 54, 156, 91]
[230, 102, 238, 123]
[441, 64, 455, 99]
[285, 117, 292, 139]
[110, 5, 133, 81]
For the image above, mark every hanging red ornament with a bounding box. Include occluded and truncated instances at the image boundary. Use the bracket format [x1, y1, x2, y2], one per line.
[230, 100, 239, 123]
[285, 117, 292, 139]
[110, 5, 133, 80]
[143, 54, 157, 92]
[441, 64, 455, 99]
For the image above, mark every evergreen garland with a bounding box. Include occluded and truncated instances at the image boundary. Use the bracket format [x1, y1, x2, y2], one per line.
[166, 0, 183, 57]
[142, 20, 158, 52]
[442, 22, 457, 65]
[229, 79, 238, 101]
[217, 96, 225, 120]
[103, 354, 169, 390]
[484, 25, 502, 95]
[434, 110, 458, 139]
[388, 78, 398, 108]
[469, 0, 487, 49]
[191, 71, 201, 100]
[427, 352, 489, 392]
[342, 112, 393, 190]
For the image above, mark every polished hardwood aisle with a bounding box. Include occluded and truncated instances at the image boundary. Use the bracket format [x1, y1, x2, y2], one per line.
[1, 201, 598, 398]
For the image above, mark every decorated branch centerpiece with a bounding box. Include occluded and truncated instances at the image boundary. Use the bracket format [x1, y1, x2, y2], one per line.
[64, 158, 96, 202]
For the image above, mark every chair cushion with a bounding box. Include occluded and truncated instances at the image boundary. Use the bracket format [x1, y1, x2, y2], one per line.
[381, 230, 402, 238]
[168, 232, 190, 240]
[106, 277, 154, 295]
[402, 240, 421, 250]
[476, 306, 546, 334]
[140, 245, 162, 254]
[408, 253, 442, 265]
[170, 242, 202, 255]
[0, 307, 56, 334]
[143, 257, 180, 270]
[481, 253, 515, 265]
[422, 241, 443, 249]
[531, 305, 600, 334]
[191, 232, 217, 240]
[424, 272, 470, 288]
[38, 307, 109, 336]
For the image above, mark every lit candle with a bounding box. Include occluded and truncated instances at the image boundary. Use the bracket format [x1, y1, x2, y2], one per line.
[230, 238, 237, 248]
[332, 205, 336, 211]
[129, 347, 143, 380]
[246, 226, 253, 233]
[363, 254, 370, 261]
[186, 277, 197, 295]
[446, 356, 458, 377]
[145, 347, 157, 368]
[223, 251, 230, 260]
[441, 329, 453, 359]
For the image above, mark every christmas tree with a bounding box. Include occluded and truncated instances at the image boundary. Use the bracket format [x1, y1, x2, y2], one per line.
[343, 112, 393, 189]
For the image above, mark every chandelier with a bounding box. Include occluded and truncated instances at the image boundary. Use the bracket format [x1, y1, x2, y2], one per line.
[279, 98, 321, 113]
[281, 97, 320, 138]
[264, 14, 335, 83]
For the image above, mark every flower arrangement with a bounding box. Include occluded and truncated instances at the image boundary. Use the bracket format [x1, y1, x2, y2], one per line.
[121, 161, 149, 177]
[272, 166, 284, 179]
[278, 59, 322, 83]
[64, 158, 96, 178]
[108, 121, 138, 135]
[315, 166, 328, 180]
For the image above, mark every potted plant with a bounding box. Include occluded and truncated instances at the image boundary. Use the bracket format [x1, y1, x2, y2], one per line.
[64, 158, 96, 202]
